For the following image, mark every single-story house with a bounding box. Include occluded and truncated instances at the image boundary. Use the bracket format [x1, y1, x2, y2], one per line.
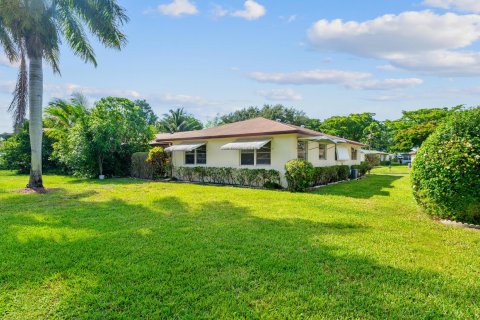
[359, 149, 391, 162]
[151, 117, 366, 186]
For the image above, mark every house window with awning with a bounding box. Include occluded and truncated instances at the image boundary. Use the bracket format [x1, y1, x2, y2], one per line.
[240, 142, 271, 165]
[164, 142, 207, 165]
[185, 145, 206, 165]
[220, 139, 271, 166]
[195, 145, 207, 164]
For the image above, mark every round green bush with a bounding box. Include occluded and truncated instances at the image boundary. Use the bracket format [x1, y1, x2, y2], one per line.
[412, 108, 480, 224]
[285, 159, 314, 192]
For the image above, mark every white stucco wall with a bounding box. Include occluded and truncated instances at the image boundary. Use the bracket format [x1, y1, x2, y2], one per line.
[169, 134, 362, 186]
[306, 141, 362, 167]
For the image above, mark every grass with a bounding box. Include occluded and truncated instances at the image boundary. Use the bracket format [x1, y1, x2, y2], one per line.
[370, 164, 411, 175]
[0, 170, 479, 319]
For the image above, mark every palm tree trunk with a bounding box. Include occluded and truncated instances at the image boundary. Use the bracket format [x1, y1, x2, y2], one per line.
[27, 56, 44, 188]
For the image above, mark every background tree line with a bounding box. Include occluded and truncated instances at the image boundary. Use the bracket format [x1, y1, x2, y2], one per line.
[0, 94, 465, 177]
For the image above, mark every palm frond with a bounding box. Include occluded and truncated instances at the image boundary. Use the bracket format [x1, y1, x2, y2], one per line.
[0, 17, 18, 62]
[57, 4, 97, 66]
[63, 0, 128, 50]
[8, 47, 28, 133]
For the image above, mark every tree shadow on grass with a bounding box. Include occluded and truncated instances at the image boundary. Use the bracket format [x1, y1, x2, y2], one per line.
[65, 177, 152, 185]
[0, 190, 478, 319]
[312, 174, 403, 199]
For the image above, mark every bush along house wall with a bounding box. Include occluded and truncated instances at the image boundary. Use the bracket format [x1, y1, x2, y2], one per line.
[286, 160, 370, 192]
[174, 167, 282, 189]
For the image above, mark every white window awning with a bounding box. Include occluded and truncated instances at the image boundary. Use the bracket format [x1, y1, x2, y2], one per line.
[164, 142, 205, 152]
[336, 145, 351, 161]
[359, 149, 387, 155]
[221, 139, 271, 150]
[300, 135, 346, 144]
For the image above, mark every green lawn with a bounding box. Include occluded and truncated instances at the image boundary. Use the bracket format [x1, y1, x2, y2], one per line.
[0, 170, 479, 319]
[370, 164, 411, 175]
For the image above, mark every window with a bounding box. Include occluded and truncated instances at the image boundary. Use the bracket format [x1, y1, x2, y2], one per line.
[241, 150, 255, 165]
[297, 141, 308, 160]
[241, 142, 271, 165]
[196, 145, 207, 164]
[256, 142, 271, 165]
[351, 147, 358, 160]
[319, 143, 327, 160]
[185, 145, 207, 165]
[185, 151, 195, 164]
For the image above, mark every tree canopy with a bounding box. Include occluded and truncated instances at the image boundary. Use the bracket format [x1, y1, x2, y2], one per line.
[157, 108, 203, 133]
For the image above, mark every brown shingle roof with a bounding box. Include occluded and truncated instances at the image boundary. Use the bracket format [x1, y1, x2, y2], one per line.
[152, 117, 365, 146]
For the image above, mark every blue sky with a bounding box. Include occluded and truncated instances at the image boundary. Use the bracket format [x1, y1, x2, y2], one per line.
[2, 0, 480, 132]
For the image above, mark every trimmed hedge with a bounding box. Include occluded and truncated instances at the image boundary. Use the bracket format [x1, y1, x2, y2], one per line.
[175, 166, 281, 189]
[412, 108, 480, 224]
[351, 162, 370, 176]
[312, 165, 351, 186]
[131, 152, 153, 179]
[285, 160, 314, 192]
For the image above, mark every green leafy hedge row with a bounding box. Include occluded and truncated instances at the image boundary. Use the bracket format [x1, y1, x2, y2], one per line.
[312, 165, 352, 186]
[285, 160, 369, 192]
[175, 166, 282, 189]
[412, 108, 480, 224]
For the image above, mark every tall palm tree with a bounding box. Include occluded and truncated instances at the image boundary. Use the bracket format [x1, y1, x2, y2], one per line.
[0, 0, 128, 188]
[158, 108, 203, 133]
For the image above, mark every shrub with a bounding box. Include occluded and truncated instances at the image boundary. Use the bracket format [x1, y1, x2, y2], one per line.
[146, 147, 171, 179]
[174, 166, 281, 188]
[285, 159, 314, 192]
[336, 165, 350, 181]
[351, 162, 370, 176]
[412, 108, 480, 224]
[131, 152, 153, 179]
[365, 154, 380, 168]
[0, 123, 61, 174]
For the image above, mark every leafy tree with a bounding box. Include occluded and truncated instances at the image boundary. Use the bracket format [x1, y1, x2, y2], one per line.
[320, 113, 377, 142]
[158, 108, 203, 133]
[0, 0, 128, 188]
[215, 105, 309, 126]
[57, 97, 154, 177]
[134, 99, 158, 126]
[388, 106, 462, 152]
[362, 122, 392, 151]
[0, 122, 59, 173]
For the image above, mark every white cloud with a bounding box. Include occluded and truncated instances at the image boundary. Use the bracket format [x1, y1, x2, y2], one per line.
[147, 0, 198, 17]
[257, 88, 302, 101]
[423, 0, 480, 13]
[156, 93, 211, 106]
[0, 55, 18, 68]
[211, 4, 228, 18]
[249, 69, 423, 90]
[44, 83, 141, 100]
[376, 64, 400, 71]
[232, 0, 266, 20]
[307, 11, 480, 76]
[348, 78, 423, 90]
[250, 69, 370, 85]
[280, 15, 297, 23]
[0, 80, 14, 94]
